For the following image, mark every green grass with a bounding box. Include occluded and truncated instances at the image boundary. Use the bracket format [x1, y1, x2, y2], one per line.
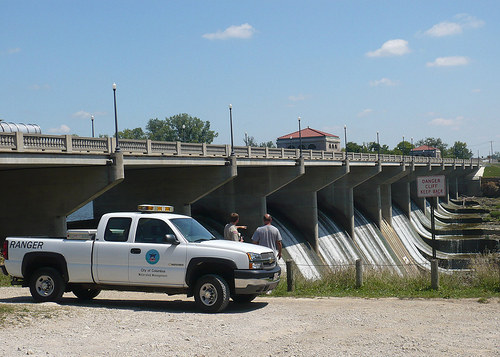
[271, 255, 500, 299]
[0, 305, 60, 326]
[2, 256, 500, 300]
[0, 258, 11, 287]
[0, 273, 10, 287]
[483, 164, 500, 178]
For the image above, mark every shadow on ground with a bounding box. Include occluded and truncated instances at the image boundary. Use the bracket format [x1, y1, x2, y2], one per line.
[0, 293, 268, 314]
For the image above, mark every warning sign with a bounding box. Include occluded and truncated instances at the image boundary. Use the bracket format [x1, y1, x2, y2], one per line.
[417, 175, 446, 197]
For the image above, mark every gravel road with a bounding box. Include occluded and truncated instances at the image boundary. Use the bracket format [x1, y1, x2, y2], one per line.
[1, 287, 499, 356]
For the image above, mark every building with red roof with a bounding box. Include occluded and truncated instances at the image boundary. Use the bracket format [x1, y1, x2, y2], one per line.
[276, 127, 341, 152]
[410, 145, 441, 158]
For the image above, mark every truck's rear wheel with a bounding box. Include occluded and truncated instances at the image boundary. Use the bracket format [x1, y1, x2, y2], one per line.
[194, 274, 229, 313]
[72, 287, 101, 300]
[29, 268, 65, 303]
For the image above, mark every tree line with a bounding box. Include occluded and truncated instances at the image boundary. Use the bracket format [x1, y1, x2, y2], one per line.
[346, 137, 474, 159]
[114, 113, 473, 159]
[115, 113, 218, 144]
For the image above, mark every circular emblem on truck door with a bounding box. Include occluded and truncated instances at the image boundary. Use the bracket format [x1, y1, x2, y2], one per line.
[146, 249, 160, 265]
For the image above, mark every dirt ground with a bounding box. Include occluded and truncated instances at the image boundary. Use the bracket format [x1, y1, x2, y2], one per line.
[1, 287, 499, 357]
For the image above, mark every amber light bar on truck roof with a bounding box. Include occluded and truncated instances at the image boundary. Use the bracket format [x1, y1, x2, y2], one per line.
[138, 204, 174, 213]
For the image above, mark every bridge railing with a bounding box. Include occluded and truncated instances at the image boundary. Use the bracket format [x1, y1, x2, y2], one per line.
[0, 132, 478, 166]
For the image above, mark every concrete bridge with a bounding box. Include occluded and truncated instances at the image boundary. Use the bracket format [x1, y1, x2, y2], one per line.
[0, 132, 480, 250]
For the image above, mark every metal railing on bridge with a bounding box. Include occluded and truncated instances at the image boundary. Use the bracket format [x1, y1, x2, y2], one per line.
[0, 132, 478, 166]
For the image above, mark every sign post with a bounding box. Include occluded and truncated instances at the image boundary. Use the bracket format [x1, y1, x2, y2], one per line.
[416, 175, 446, 259]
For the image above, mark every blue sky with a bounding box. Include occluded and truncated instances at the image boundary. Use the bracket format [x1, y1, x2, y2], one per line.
[1, 1, 499, 156]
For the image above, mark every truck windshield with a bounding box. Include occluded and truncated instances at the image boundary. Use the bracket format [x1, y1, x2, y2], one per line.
[170, 218, 215, 243]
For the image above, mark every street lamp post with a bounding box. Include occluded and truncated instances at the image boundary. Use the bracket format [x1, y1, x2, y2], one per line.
[182, 124, 186, 142]
[402, 135, 405, 160]
[377, 131, 380, 157]
[298, 116, 302, 158]
[112, 83, 120, 152]
[229, 104, 234, 156]
[411, 137, 414, 161]
[344, 125, 347, 152]
[91, 115, 94, 138]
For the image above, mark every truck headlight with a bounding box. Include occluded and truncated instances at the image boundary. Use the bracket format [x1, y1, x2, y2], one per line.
[247, 252, 263, 270]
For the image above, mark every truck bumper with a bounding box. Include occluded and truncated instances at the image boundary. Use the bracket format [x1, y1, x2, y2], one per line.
[234, 265, 281, 294]
[1, 264, 8, 276]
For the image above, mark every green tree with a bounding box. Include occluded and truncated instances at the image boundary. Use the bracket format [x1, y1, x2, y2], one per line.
[447, 141, 473, 159]
[118, 127, 147, 140]
[346, 142, 363, 153]
[244, 135, 258, 147]
[393, 140, 413, 155]
[259, 141, 276, 148]
[243, 134, 276, 148]
[145, 113, 218, 143]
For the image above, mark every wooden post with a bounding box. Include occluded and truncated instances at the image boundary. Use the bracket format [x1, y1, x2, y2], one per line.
[286, 259, 294, 292]
[355, 259, 363, 288]
[431, 259, 439, 290]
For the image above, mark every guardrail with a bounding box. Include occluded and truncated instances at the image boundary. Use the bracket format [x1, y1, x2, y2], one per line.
[0, 132, 479, 166]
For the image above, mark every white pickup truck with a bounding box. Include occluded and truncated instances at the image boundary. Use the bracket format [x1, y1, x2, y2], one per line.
[1, 204, 281, 313]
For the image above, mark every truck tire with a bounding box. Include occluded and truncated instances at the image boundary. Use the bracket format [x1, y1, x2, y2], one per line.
[194, 274, 230, 313]
[72, 287, 101, 300]
[231, 294, 258, 303]
[29, 267, 65, 303]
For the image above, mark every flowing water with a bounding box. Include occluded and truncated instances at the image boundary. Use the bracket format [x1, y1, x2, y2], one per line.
[317, 211, 361, 267]
[353, 208, 403, 275]
[68, 199, 478, 278]
[271, 217, 323, 281]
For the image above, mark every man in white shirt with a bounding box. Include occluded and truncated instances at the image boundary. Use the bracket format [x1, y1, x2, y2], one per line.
[223, 212, 246, 242]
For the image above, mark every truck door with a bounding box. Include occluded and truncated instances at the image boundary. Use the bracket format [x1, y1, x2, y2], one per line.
[94, 217, 132, 283]
[128, 217, 187, 286]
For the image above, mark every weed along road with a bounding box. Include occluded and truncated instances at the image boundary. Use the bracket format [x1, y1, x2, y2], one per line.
[1, 288, 499, 356]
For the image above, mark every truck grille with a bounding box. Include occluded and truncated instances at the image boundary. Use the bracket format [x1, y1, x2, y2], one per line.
[261, 252, 276, 269]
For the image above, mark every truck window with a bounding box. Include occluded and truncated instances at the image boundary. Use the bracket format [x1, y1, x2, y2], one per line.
[135, 218, 175, 243]
[170, 217, 215, 243]
[104, 217, 132, 242]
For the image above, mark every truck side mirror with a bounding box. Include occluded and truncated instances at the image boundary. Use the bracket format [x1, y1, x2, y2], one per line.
[164, 234, 180, 245]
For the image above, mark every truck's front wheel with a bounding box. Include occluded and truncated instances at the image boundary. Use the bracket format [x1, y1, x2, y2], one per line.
[194, 274, 229, 313]
[29, 268, 65, 303]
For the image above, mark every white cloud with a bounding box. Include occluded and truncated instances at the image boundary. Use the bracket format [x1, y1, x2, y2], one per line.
[202, 23, 255, 40]
[72, 111, 106, 119]
[47, 125, 71, 134]
[425, 21, 462, 37]
[358, 109, 373, 117]
[366, 39, 410, 57]
[369, 78, 400, 86]
[28, 84, 50, 90]
[424, 14, 485, 37]
[72, 111, 92, 119]
[8, 47, 21, 54]
[289, 94, 311, 101]
[472, 89, 481, 93]
[426, 56, 470, 67]
[455, 14, 485, 29]
[429, 116, 464, 130]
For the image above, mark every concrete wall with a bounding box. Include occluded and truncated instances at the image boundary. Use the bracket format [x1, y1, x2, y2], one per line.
[0, 153, 124, 240]
[0, 150, 480, 245]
